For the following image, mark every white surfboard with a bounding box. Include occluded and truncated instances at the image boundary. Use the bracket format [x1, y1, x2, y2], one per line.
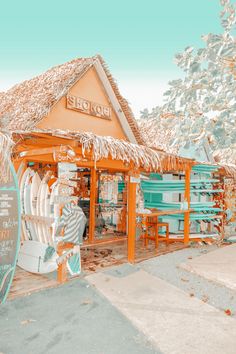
[41, 182, 52, 245]
[36, 172, 54, 244]
[20, 167, 33, 241]
[30, 172, 41, 216]
[23, 170, 39, 241]
[40, 182, 49, 244]
[17, 240, 58, 274]
[49, 179, 59, 243]
[17, 240, 80, 275]
[36, 178, 44, 243]
[29, 172, 41, 241]
[19, 167, 29, 241]
[18, 163, 27, 241]
[50, 181, 61, 218]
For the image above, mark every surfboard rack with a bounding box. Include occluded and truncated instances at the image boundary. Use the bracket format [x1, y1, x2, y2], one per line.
[22, 214, 54, 226]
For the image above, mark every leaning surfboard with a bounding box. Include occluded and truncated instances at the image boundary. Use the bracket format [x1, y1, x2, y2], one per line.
[17, 240, 58, 274]
[0, 161, 21, 304]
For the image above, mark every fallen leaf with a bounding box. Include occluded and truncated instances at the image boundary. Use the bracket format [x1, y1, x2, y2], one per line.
[181, 278, 189, 282]
[81, 299, 93, 305]
[224, 309, 232, 316]
[21, 319, 36, 325]
[88, 267, 95, 272]
[202, 295, 209, 303]
[189, 293, 194, 297]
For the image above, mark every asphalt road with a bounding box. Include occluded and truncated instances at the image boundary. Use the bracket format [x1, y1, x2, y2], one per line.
[0, 278, 159, 354]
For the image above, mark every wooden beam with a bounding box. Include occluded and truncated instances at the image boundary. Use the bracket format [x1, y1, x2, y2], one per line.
[18, 146, 66, 158]
[57, 244, 68, 283]
[127, 173, 138, 263]
[92, 160, 130, 171]
[25, 155, 55, 164]
[89, 168, 97, 243]
[22, 214, 54, 226]
[14, 132, 78, 147]
[184, 166, 191, 245]
[81, 236, 127, 249]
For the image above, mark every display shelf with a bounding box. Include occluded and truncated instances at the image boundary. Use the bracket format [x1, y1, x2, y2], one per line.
[141, 166, 224, 235]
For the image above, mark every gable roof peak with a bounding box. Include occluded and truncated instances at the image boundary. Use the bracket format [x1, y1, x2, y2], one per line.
[0, 55, 143, 144]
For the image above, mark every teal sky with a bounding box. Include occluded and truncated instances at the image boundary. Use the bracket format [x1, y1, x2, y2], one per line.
[0, 0, 222, 115]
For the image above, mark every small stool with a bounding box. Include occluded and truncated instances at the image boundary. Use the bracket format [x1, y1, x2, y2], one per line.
[155, 222, 169, 246]
[145, 218, 169, 248]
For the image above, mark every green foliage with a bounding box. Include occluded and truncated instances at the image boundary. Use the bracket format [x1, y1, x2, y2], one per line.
[141, 0, 236, 163]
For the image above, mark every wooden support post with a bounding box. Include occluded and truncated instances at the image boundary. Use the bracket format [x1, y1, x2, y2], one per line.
[119, 174, 127, 234]
[89, 168, 96, 243]
[57, 242, 74, 283]
[95, 171, 100, 203]
[184, 166, 191, 245]
[57, 244, 67, 283]
[127, 174, 138, 263]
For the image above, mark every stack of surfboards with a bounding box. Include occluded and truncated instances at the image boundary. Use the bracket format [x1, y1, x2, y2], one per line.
[17, 165, 81, 276]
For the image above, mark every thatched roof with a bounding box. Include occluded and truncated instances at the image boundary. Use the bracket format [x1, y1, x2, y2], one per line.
[220, 163, 236, 179]
[12, 129, 194, 173]
[138, 116, 178, 154]
[213, 147, 236, 167]
[138, 119, 236, 179]
[0, 55, 143, 145]
[139, 118, 236, 172]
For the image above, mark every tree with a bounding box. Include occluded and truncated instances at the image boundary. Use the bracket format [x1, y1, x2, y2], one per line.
[140, 0, 236, 164]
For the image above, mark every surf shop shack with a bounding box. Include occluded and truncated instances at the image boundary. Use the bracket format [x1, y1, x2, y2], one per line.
[0, 55, 233, 302]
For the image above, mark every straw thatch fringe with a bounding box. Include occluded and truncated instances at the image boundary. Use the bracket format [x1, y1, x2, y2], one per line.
[51, 130, 193, 172]
[12, 129, 193, 173]
[220, 164, 236, 180]
[5, 128, 236, 179]
[0, 132, 14, 183]
[12, 128, 236, 178]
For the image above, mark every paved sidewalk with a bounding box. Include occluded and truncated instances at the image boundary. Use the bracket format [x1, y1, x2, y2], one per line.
[87, 268, 236, 354]
[180, 244, 236, 290]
